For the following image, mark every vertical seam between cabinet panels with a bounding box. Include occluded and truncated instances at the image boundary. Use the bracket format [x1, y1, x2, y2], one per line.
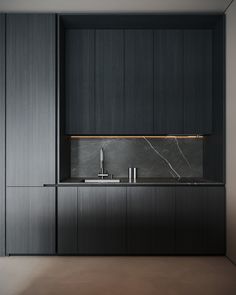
[211, 28, 213, 135]
[222, 18, 226, 183]
[4, 14, 7, 255]
[55, 187, 58, 254]
[182, 31, 185, 134]
[224, 186, 226, 254]
[174, 187, 176, 253]
[94, 30, 96, 133]
[55, 14, 58, 255]
[123, 29, 126, 132]
[76, 187, 79, 253]
[125, 187, 128, 253]
[153, 30, 155, 134]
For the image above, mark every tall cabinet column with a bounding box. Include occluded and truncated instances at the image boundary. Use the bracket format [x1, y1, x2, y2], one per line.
[0, 14, 6, 256]
[6, 14, 56, 254]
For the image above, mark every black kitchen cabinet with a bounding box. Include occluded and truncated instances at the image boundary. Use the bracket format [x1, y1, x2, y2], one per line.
[6, 187, 55, 254]
[155, 29, 212, 135]
[58, 185, 224, 255]
[124, 30, 154, 134]
[0, 14, 5, 256]
[155, 30, 184, 134]
[95, 30, 125, 134]
[58, 187, 78, 254]
[58, 187, 126, 254]
[6, 14, 56, 186]
[205, 187, 225, 253]
[65, 29, 154, 135]
[184, 30, 212, 134]
[63, 26, 213, 135]
[175, 186, 225, 254]
[65, 29, 95, 135]
[65, 29, 125, 135]
[127, 187, 175, 254]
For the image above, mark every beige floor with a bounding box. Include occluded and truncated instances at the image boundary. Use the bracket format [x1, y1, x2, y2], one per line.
[0, 256, 236, 295]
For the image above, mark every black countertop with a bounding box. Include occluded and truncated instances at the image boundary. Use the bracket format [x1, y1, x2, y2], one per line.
[44, 177, 224, 187]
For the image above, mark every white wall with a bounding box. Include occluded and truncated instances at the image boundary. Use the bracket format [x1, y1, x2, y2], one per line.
[226, 0, 236, 264]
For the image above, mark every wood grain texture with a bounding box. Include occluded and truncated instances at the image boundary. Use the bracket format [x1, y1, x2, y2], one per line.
[6, 187, 55, 254]
[176, 186, 225, 254]
[6, 14, 56, 186]
[95, 30, 125, 134]
[203, 17, 225, 182]
[124, 30, 154, 134]
[0, 14, 5, 256]
[175, 187, 205, 253]
[58, 187, 78, 254]
[77, 187, 126, 254]
[65, 29, 95, 135]
[155, 30, 184, 134]
[184, 30, 212, 134]
[127, 187, 175, 254]
[58, 22, 71, 181]
[205, 187, 225, 253]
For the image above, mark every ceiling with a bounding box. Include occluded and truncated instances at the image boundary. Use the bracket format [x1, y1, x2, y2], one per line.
[0, 0, 233, 13]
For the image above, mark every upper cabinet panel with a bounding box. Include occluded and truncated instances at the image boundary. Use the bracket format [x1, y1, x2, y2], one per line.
[184, 30, 212, 134]
[65, 30, 95, 134]
[95, 30, 125, 134]
[124, 30, 154, 134]
[154, 30, 184, 134]
[61, 16, 217, 136]
[6, 14, 56, 186]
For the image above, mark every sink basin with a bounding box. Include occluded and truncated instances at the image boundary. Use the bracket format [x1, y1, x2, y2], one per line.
[84, 179, 120, 183]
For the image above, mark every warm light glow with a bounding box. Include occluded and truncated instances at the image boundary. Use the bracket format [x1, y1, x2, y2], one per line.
[70, 135, 203, 139]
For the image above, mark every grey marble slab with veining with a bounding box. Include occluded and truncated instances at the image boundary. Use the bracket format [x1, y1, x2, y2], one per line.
[71, 138, 203, 179]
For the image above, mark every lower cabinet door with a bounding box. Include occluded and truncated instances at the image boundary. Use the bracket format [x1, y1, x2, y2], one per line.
[175, 187, 225, 254]
[6, 187, 55, 254]
[127, 187, 175, 254]
[58, 187, 126, 254]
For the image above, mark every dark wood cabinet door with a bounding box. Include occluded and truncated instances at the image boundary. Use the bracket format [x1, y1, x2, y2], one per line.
[95, 30, 125, 134]
[154, 30, 184, 134]
[124, 30, 154, 134]
[127, 187, 175, 254]
[205, 187, 225, 254]
[58, 187, 78, 254]
[65, 29, 95, 135]
[77, 187, 126, 254]
[176, 187, 205, 253]
[6, 187, 55, 254]
[184, 30, 212, 134]
[58, 187, 126, 254]
[0, 14, 5, 256]
[6, 14, 56, 186]
[176, 187, 225, 254]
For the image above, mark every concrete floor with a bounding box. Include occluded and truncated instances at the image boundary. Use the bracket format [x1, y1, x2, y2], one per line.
[0, 257, 236, 295]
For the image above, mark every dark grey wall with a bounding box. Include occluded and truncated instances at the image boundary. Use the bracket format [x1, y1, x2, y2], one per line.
[71, 138, 203, 178]
[0, 14, 5, 256]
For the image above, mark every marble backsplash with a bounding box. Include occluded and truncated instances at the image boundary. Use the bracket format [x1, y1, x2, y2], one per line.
[71, 138, 203, 179]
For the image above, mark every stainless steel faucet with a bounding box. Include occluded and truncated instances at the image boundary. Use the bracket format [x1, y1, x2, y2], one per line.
[98, 148, 109, 178]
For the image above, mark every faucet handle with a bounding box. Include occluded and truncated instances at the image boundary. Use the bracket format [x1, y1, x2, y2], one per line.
[98, 168, 109, 178]
[98, 172, 109, 178]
